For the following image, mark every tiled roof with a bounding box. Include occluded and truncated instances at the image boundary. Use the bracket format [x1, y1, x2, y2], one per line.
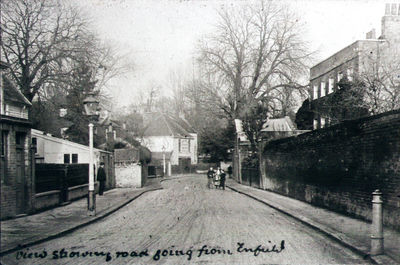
[143, 113, 194, 137]
[261, 116, 296, 132]
[2, 75, 31, 106]
[235, 116, 297, 142]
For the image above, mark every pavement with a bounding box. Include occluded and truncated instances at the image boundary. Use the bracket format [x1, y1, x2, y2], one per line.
[1, 174, 399, 264]
[226, 178, 400, 265]
[0, 177, 162, 257]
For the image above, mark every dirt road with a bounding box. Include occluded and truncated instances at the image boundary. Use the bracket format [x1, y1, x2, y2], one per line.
[1, 174, 368, 264]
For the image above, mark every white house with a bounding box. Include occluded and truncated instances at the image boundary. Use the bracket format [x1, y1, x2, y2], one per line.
[140, 113, 198, 175]
[32, 129, 110, 167]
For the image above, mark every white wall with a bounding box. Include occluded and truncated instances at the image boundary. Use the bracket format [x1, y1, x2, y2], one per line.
[141, 136, 174, 152]
[141, 134, 198, 166]
[32, 130, 102, 167]
[115, 163, 142, 188]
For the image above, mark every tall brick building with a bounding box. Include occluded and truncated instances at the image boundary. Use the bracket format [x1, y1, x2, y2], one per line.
[1, 61, 34, 219]
[309, 3, 400, 130]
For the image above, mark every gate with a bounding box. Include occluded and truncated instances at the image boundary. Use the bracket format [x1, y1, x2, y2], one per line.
[241, 168, 260, 188]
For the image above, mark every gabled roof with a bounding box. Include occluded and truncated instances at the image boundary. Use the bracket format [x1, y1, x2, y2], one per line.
[235, 116, 297, 142]
[143, 112, 195, 137]
[2, 75, 31, 106]
[170, 115, 196, 134]
[261, 116, 296, 132]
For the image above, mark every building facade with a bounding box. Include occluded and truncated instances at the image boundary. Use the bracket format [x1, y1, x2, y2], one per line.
[31, 129, 114, 189]
[1, 61, 34, 219]
[140, 113, 198, 175]
[309, 3, 400, 130]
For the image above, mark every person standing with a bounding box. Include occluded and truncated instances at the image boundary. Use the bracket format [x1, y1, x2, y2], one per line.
[97, 162, 107, 195]
[207, 167, 214, 189]
[214, 167, 221, 189]
[227, 165, 233, 179]
[220, 169, 226, 190]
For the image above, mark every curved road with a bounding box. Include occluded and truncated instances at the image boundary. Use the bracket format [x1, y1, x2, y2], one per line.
[2, 175, 368, 264]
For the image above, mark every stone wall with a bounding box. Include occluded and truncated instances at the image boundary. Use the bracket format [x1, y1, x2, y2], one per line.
[261, 110, 400, 230]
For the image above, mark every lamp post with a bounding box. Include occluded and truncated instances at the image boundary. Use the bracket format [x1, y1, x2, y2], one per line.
[162, 145, 166, 177]
[83, 92, 100, 216]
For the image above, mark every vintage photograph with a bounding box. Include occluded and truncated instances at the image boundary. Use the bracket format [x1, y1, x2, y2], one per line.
[1, 0, 400, 264]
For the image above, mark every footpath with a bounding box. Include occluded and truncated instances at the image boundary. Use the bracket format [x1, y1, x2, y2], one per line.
[226, 179, 400, 265]
[0, 178, 162, 256]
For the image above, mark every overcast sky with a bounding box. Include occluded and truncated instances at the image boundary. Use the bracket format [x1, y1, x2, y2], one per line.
[74, 0, 390, 107]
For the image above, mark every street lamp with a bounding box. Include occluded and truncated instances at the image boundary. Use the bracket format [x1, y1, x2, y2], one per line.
[83, 92, 100, 216]
[162, 145, 166, 177]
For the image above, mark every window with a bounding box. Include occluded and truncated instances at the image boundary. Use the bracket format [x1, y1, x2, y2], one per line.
[313, 85, 318, 99]
[64, 154, 70, 164]
[337, 72, 343, 82]
[16, 132, 25, 147]
[321, 117, 326, 128]
[347, 68, 353, 81]
[320, 82, 326, 97]
[32, 137, 37, 154]
[328, 78, 334, 94]
[72, 154, 78, 163]
[1, 131, 9, 184]
[1, 131, 8, 157]
[313, 119, 318, 130]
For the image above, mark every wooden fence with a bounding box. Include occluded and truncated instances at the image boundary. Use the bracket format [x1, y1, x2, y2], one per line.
[35, 164, 89, 194]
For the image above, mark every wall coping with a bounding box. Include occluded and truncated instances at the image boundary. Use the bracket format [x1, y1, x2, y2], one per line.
[266, 109, 400, 147]
[35, 190, 60, 198]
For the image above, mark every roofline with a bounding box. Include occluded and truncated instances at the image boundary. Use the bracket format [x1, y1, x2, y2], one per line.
[32, 129, 110, 153]
[310, 39, 387, 71]
[2, 75, 32, 106]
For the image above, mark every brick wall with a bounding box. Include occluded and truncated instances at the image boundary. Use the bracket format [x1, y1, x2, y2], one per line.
[261, 110, 400, 230]
[1, 122, 33, 219]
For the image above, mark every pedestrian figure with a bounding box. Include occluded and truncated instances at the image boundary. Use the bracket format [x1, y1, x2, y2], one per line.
[214, 167, 221, 189]
[220, 169, 226, 190]
[207, 167, 214, 189]
[227, 165, 232, 179]
[97, 162, 107, 195]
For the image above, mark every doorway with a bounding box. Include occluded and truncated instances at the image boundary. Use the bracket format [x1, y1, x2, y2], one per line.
[15, 132, 27, 215]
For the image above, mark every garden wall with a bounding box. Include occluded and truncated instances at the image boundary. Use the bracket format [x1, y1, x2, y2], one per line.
[261, 110, 400, 230]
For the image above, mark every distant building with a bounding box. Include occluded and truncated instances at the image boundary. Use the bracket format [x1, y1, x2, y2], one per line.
[140, 112, 198, 175]
[233, 116, 308, 183]
[309, 3, 400, 130]
[1, 61, 33, 219]
[31, 129, 114, 189]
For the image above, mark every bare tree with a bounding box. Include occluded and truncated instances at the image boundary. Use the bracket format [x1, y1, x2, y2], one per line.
[197, 0, 312, 184]
[358, 50, 400, 114]
[1, 0, 129, 103]
[197, 0, 311, 122]
[1, 0, 87, 101]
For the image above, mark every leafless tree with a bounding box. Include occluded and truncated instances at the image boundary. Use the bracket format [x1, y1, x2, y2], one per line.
[197, 0, 312, 184]
[358, 49, 400, 114]
[1, 0, 129, 102]
[197, 0, 312, 122]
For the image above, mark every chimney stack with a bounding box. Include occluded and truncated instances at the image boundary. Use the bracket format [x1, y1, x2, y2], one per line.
[386, 3, 391, 15]
[366, 29, 376, 39]
[391, 3, 398, 15]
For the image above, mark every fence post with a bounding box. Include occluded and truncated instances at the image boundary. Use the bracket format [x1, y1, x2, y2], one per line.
[371, 189, 384, 255]
[60, 165, 69, 205]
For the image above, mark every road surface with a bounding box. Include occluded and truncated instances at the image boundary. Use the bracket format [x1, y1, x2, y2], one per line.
[1, 174, 368, 264]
